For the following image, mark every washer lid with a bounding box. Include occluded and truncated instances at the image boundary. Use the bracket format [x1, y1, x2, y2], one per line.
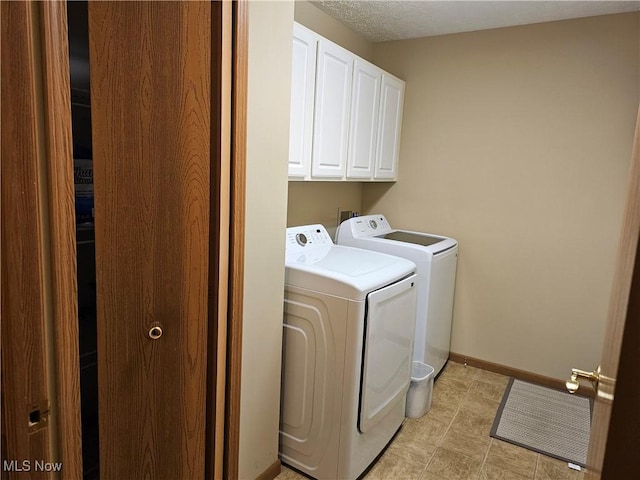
[285, 225, 416, 300]
[378, 231, 446, 247]
[336, 214, 457, 255]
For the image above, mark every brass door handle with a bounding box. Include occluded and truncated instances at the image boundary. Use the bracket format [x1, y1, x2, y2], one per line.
[566, 365, 600, 394]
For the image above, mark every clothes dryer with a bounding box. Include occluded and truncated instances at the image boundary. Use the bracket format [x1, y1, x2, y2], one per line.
[336, 214, 457, 376]
[281, 225, 417, 480]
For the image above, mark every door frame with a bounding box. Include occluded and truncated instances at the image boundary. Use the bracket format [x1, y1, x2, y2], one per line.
[206, 0, 248, 478]
[1, 1, 83, 478]
[1, 1, 247, 478]
[222, 1, 248, 478]
[39, 2, 84, 475]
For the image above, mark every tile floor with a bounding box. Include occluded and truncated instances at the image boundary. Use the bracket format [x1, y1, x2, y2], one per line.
[277, 361, 586, 480]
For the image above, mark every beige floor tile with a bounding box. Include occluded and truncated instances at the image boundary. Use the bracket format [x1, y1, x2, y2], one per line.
[484, 440, 538, 478]
[439, 428, 491, 461]
[425, 447, 483, 480]
[363, 449, 426, 480]
[386, 433, 437, 465]
[469, 380, 507, 403]
[427, 399, 460, 425]
[275, 465, 306, 479]
[428, 377, 470, 423]
[534, 455, 585, 480]
[474, 369, 510, 387]
[479, 463, 531, 480]
[441, 361, 481, 383]
[435, 377, 472, 402]
[449, 401, 497, 438]
[421, 471, 450, 480]
[436, 375, 473, 395]
[460, 388, 501, 416]
[397, 415, 451, 450]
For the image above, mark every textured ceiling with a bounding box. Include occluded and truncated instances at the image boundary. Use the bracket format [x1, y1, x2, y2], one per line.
[309, 1, 640, 42]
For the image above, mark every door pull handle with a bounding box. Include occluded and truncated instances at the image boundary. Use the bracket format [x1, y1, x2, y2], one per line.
[566, 366, 600, 394]
[148, 325, 163, 340]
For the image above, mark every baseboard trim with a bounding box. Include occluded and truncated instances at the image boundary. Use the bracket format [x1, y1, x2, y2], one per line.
[255, 459, 281, 480]
[449, 352, 595, 398]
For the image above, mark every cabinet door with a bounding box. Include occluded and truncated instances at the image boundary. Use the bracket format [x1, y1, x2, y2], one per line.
[289, 24, 317, 179]
[375, 74, 405, 180]
[311, 41, 353, 179]
[347, 60, 381, 179]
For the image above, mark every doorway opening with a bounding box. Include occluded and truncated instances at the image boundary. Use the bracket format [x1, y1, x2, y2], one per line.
[67, 2, 98, 478]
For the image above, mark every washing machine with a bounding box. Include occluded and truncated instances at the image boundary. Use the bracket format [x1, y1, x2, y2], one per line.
[280, 224, 418, 480]
[336, 214, 457, 376]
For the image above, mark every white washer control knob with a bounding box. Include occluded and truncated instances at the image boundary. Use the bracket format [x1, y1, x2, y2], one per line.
[369, 220, 378, 229]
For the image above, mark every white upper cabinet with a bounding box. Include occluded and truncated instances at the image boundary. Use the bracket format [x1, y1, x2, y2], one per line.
[311, 40, 353, 179]
[288, 24, 317, 179]
[375, 74, 405, 180]
[346, 60, 381, 179]
[288, 22, 404, 182]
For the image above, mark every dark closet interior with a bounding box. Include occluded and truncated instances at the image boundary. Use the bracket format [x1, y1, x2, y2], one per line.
[68, 2, 98, 478]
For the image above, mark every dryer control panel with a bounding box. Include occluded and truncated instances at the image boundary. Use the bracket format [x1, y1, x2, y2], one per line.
[286, 225, 334, 264]
[286, 225, 333, 252]
[341, 214, 393, 238]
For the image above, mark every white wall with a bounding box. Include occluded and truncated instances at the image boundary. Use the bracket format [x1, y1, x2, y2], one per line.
[364, 13, 639, 379]
[240, 1, 294, 478]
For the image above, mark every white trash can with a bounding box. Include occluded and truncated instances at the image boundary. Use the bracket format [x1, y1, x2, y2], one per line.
[405, 362, 435, 419]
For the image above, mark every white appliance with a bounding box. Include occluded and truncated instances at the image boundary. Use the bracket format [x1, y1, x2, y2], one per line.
[280, 225, 418, 480]
[336, 214, 458, 376]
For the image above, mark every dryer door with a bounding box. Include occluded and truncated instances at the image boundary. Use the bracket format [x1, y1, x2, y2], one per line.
[359, 274, 417, 433]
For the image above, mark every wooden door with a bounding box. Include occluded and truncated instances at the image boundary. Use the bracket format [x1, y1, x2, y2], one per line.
[312, 40, 353, 179]
[88, 2, 211, 478]
[585, 107, 640, 478]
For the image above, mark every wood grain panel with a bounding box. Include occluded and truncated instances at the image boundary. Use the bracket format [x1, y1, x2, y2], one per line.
[1, 2, 52, 477]
[38, 2, 84, 477]
[89, 2, 211, 478]
[586, 107, 640, 478]
[205, 1, 233, 479]
[600, 224, 640, 478]
[224, 1, 249, 478]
